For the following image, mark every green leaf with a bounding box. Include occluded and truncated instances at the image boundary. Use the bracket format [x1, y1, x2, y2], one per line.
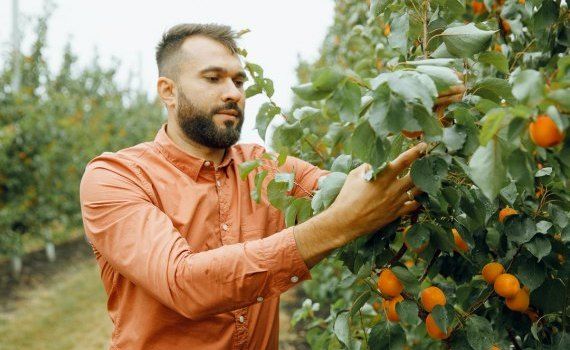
[311, 67, 345, 92]
[466, 316, 494, 350]
[396, 300, 419, 325]
[405, 58, 458, 66]
[245, 83, 262, 98]
[311, 172, 347, 214]
[505, 217, 537, 244]
[274, 121, 303, 148]
[368, 84, 409, 136]
[388, 71, 438, 111]
[329, 81, 362, 123]
[274, 172, 295, 192]
[511, 70, 545, 106]
[547, 89, 570, 110]
[525, 237, 551, 262]
[412, 106, 443, 141]
[267, 179, 293, 210]
[368, 323, 406, 350]
[350, 290, 371, 317]
[431, 305, 453, 336]
[517, 257, 547, 291]
[388, 12, 409, 53]
[262, 78, 274, 98]
[443, 125, 467, 153]
[441, 23, 495, 58]
[333, 311, 352, 349]
[391, 266, 420, 295]
[369, 0, 390, 17]
[499, 182, 518, 206]
[251, 170, 268, 203]
[291, 83, 332, 101]
[256, 102, 280, 141]
[507, 150, 534, 193]
[405, 224, 430, 251]
[238, 159, 262, 180]
[468, 140, 506, 201]
[415, 65, 462, 92]
[285, 198, 312, 227]
[532, 279, 565, 313]
[411, 155, 449, 195]
[479, 108, 508, 146]
[478, 51, 509, 74]
[472, 78, 513, 102]
[351, 121, 389, 168]
[428, 223, 456, 253]
[331, 155, 355, 174]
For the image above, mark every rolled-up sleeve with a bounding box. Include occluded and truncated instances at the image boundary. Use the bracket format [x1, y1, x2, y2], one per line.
[80, 160, 310, 320]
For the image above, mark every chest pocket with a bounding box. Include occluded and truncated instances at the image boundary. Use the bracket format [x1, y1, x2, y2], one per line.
[239, 206, 280, 241]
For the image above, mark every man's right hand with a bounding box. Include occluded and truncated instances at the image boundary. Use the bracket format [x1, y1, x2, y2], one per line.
[293, 143, 428, 268]
[328, 142, 427, 242]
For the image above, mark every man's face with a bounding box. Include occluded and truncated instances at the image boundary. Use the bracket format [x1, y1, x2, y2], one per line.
[173, 36, 246, 149]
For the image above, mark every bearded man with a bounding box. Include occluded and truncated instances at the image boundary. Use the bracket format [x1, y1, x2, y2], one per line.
[79, 23, 463, 349]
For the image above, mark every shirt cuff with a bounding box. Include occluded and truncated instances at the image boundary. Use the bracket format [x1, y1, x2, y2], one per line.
[251, 226, 312, 297]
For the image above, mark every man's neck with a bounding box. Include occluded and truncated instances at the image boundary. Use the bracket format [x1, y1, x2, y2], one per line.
[166, 122, 226, 165]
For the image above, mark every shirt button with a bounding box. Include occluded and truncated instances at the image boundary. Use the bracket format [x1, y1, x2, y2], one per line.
[216, 180, 222, 187]
[256, 296, 264, 303]
[204, 161, 211, 167]
[221, 223, 229, 231]
[238, 315, 245, 323]
[290, 276, 299, 283]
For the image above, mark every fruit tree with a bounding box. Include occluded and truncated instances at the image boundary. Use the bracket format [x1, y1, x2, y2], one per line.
[239, 0, 569, 348]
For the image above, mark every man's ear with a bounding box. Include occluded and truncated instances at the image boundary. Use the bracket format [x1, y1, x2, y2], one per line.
[157, 77, 177, 110]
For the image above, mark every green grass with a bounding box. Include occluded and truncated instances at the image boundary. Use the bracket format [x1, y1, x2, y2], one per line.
[0, 258, 112, 350]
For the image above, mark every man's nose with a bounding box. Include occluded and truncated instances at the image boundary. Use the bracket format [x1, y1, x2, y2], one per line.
[221, 79, 243, 103]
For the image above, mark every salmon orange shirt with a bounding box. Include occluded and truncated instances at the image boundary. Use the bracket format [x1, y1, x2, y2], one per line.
[79, 123, 330, 349]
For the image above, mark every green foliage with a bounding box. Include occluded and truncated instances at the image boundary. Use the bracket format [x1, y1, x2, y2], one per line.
[0, 14, 164, 258]
[242, 0, 569, 348]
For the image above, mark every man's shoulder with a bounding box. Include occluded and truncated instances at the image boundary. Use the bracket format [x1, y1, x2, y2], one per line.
[83, 141, 154, 177]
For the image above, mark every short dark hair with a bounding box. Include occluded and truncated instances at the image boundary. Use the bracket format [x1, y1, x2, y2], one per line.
[155, 23, 239, 78]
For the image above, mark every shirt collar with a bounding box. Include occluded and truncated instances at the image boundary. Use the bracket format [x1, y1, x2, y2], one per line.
[153, 123, 235, 181]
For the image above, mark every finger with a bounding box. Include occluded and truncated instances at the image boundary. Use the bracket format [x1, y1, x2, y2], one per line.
[397, 173, 414, 192]
[397, 200, 422, 217]
[438, 84, 466, 97]
[397, 186, 423, 205]
[386, 143, 428, 177]
[352, 162, 371, 180]
[435, 93, 463, 108]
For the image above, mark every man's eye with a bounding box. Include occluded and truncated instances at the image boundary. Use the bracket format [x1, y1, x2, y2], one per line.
[234, 80, 244, 88]
[206, 77, 219, 82]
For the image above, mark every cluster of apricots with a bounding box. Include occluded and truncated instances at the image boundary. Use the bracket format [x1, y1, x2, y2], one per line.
[376, 269, 453, 340]
[377, 269, 405, 322]
[482, 262, 533, 315]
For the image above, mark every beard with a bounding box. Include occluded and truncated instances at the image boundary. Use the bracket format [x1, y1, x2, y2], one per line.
[175, 91, 244, 149]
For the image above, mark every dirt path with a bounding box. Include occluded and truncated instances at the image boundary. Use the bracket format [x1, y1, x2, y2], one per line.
[0, 237, 308, 349]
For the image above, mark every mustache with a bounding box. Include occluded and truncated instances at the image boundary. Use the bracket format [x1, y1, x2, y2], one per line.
[212, 102, 243, 119]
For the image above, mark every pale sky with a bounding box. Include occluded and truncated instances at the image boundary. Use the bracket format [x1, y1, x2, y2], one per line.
[0, 0, 334, 144]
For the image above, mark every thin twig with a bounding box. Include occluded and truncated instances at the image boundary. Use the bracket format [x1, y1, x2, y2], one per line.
[302, 136, 328, 164]
[359, 310, 369, 347]
[387, 245, 408, 267]
[422, 0, 429, 59]
[419, 249, 440, 282]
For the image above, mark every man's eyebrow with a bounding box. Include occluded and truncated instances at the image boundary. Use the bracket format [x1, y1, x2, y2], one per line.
[199, 66, 247, 79]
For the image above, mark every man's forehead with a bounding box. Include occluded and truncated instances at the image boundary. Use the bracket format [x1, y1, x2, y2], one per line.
[179, 36, 244, 73]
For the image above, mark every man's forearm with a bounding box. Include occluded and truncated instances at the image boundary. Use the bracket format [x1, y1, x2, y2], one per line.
[293, 208, 360, 268]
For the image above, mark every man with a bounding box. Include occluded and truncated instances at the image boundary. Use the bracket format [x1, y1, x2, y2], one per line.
[79, 23, 463, 349]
